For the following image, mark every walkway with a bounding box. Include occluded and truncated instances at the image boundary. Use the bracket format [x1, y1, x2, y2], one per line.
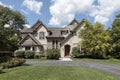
[25, 60, 120, 78]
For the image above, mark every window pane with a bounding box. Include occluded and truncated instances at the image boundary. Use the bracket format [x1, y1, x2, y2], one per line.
[39, 32, 45, 39]
[25, 46, 30, 50]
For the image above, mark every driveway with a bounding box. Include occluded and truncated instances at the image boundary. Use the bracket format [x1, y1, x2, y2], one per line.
[25, 60, 120, 78]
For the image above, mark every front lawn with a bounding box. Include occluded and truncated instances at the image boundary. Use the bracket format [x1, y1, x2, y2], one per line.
[73, 58, 120, 65]
[0, 66, 118, 80]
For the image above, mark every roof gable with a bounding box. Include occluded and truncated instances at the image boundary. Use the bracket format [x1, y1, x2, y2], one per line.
[64, 18, 79, 30]
[18, 34, 41, 46]
[31, 20, 48, 32]
[61, 19, 85, 46]
[68, 18, 79, 25]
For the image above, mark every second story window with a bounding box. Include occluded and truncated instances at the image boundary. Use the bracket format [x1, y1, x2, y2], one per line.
[39, 32, 45, 39]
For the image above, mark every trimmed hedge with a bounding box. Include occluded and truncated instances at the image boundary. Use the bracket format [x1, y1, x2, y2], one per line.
[0, 58, 25, 69]
[46, 49, 60, 60]
[14, 50, 25, 58]
[24, 50, 35, 59]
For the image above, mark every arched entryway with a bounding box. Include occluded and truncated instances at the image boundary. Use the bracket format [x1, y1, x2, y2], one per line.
[64, 44, 71, 57]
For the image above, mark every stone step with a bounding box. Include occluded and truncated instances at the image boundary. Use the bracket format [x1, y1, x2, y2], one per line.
[59, 57, 72, 61]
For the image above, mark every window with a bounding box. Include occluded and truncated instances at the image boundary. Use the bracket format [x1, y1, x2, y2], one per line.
[32, 47, 35, 51]
[52, 40, 58, 49]
[39, 32, 45, 39]
[56, 40, 58, 49]
[49, 32, 52, 35]
[25, 46, 30, 50]
[61, 30, 69, 35]
[52, 40, 55, 49]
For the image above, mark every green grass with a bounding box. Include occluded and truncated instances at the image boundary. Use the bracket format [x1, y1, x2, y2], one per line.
[0, 66, 118, 80]
[73, 58, 120, 64]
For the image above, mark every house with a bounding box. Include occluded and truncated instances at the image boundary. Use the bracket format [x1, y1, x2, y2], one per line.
[18, 19, 85, 58]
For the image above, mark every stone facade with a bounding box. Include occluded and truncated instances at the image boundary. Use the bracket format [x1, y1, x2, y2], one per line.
[18, 19, 85, 57]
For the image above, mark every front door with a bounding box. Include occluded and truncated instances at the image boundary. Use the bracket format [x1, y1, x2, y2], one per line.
[64, 45, 70, 56]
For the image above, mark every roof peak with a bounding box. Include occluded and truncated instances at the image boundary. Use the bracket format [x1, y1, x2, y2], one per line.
[69, 18, 79, 25]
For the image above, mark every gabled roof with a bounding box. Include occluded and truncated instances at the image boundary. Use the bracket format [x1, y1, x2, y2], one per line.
[21, 28, 33, 33]
[21, 20, 48, 33]
[47, 28, 64, 38]
[31, 20, 48, 32]
[68, 18, 79, 25]
[18, 34, 41, 46]
[63, 18, 79, 30]
[60, 19, 85, 46]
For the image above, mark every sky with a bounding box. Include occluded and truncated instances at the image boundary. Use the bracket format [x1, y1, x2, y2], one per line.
[0, 0, 120, 28]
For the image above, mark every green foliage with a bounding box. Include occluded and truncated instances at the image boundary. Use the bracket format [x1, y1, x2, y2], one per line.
[72, 47, 81, 58]
[0, 56, 10, 63]
[34, 55, 40, 59]
[0, 5, 26, 51]
[24, 50, 35, 59]
[0, 67, 3, 74]
[39, 54, 45, 58]
[80, 19, 111, 59]
[34, 54, 46, 59]
[0, 58, 25, 69]
[46, 49, 60, 60]
[111, 14, 120, 58]
[14, 50, 25, 58]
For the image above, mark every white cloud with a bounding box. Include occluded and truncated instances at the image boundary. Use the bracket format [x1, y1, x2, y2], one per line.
[49, 0, 94, 26]
[22, 0, 43, 15]
[0, 1, 13, 9]
[24, 24, 31, 28]
[4, 24, 10, 28]
[92, 0, 120, 24]
[49, 0, 120, 27]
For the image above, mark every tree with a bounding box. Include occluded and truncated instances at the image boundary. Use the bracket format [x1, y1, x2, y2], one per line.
[80, 19, 111, 58]
[0, 5, 26, 51]
[111, 14, 120, 58]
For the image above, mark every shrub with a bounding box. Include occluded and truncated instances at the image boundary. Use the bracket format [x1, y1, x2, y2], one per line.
[0, 56, 10, 63]
[34, 54, 46, 60]
[0, 58, 25, 69]
[39, 54, 45, 58]
[72, 47, 84, 58]
[34, 54, 40, 59]
[24, 50, 35, 59]
[14, 50, 25, 58]
[46, 49, 60, 60]
[0, 67, 3, 74]
[39, 54, 46, 60]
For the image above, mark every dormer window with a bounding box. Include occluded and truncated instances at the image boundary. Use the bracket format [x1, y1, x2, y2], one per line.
[39, 32, 45, 39]
[61, 30, 69, 35]
[49, 32, 52, 35]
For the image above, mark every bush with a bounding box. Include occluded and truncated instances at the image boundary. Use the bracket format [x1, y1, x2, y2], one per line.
[39, 54, 45, 58]
[24, 50, 35, 59]
[0, 67, 3, 74]
[34, 54, 40, 59]
[39, 54, 46, 60]
[14, 50, 25, 58]
[0, 56, 10, 63]
[34, 54, 46, 60]
[72, 47, 83, 58]
[0, 58, 25, 69]
[46, 49, 60, 60]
